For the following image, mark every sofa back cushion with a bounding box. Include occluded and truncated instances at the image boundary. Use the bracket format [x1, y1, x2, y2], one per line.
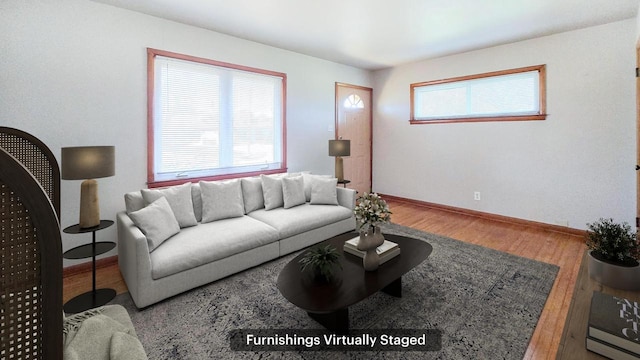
[282, 175, 306, 209]
[302, 173, 333, 202]
[261, 174, 285, 210]
[124, 191, 145, 214]
[309, 177, 339, 205]
[200, 179, 245, 222]
[141, 182, 197, 228]
[191, 183, 203, 222]
[241, 177, 264, 213]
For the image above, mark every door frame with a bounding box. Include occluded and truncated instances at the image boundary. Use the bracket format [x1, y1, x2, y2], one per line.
[335, 82, 373, 192]
[636, 47, 640, 226]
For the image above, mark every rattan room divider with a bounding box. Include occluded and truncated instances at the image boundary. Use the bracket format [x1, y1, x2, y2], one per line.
[0, 128, 63, 359]
[0, 127, 61, 219]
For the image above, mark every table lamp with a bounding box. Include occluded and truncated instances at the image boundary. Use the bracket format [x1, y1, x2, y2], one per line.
[328, 139, 350, 181]
[62, 146, 115, 229]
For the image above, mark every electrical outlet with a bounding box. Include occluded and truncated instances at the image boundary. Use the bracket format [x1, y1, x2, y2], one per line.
[474, 191, 481, 201]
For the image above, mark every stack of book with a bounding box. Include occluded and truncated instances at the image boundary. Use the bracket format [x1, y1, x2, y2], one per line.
[586, 291, 640, 360]
[343, 237, 400, 265]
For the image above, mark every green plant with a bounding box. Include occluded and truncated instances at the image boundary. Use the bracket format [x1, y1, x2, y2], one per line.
[299, 244, 342, 281]
[586, 218, 640, 265]
[354, 192, 392, 231]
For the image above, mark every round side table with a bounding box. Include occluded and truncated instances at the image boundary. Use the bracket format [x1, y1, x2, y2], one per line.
[63, 220, 116, 313]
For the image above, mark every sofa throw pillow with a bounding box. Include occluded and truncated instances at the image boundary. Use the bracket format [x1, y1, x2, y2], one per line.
[261, 174, 284, 210]
[129, 197, 180, 252]
[310, 177, 339, 205]
[241, 177, 264, 214]
[282, 175, 306, 209]
[200, 179, 245, 222]
[141, 182, 198, 228]
[302, 173, 333, 202]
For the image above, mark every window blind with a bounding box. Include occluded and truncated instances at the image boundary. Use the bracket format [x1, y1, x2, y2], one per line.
[152, 55, 284, 182]
[413, 69, 541, 121]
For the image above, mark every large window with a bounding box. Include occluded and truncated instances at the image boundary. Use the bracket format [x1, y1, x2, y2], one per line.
[410, 65, 546, 124]
[147, 48, 286, 187]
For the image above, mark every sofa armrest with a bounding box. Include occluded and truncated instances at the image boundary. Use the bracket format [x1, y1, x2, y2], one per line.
[116, 212, 152, 304]
[336, 187, 356, 210]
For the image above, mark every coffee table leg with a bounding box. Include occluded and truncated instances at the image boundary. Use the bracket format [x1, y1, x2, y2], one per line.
[308, 308, 349, 334]
[382, 277, 402, 297]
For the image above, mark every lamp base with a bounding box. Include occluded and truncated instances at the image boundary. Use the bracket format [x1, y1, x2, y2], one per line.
[335, 156, 344, 182]
[79, 179, 100, 228]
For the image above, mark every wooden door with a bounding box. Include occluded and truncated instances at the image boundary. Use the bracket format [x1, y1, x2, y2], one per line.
[335, 83, 372, 194]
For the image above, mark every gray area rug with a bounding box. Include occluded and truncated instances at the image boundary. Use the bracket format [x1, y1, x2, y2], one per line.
[110, 223, 559, 359]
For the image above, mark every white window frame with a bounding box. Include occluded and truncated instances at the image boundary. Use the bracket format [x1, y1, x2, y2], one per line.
[410, 65, 546, 124]
[147, 48, 287, 187]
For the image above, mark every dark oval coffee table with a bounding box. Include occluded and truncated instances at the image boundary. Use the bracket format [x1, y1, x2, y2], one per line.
[277, 232, 432, 333]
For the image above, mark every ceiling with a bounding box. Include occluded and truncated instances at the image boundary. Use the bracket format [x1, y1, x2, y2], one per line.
[93, 0, 639, 70]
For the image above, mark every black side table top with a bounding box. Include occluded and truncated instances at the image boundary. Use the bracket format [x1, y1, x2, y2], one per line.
[63, 220, 114, 234]
[63, 242, 116, 259]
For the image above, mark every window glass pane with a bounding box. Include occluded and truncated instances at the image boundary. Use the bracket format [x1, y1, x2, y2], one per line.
[344, 94, 364, 109]
[232, 72, 279, 166]
[156, 58, 220, 175]
[415, 85, 466, 118]
[151, 52, 285, 183]
[469, 72, 538, 116]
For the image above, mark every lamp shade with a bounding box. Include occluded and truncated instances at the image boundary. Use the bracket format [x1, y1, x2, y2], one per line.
[328, 139, 350, 157]
[61, 146, 115, 180]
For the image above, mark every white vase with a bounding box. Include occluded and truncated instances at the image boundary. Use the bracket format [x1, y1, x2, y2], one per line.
[588, 250, 640, 290]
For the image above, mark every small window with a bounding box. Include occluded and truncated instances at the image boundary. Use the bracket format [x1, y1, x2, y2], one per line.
[344, 94, 364, 109]
[147, 48, 286, 187]
[410, 65, 546, 124]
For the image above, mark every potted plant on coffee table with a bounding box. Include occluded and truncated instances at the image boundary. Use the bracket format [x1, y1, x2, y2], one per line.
[586, 218, 640, 290]
[299, 244, 342, 283]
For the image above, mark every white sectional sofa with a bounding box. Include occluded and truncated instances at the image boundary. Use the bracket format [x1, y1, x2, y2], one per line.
[117, 173, 356, 308]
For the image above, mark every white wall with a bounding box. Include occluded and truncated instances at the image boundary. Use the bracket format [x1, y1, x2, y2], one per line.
[372, 19, 636, 230]
[0, 0, 371, 266]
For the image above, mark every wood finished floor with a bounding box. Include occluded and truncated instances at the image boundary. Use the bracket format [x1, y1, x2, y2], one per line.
[63, 198, 594, 359]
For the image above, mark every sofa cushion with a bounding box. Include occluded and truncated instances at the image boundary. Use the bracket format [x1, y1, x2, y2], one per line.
[248, 203, 353, 239]
[241, 177, 264, 213]
[261, 174, 284, 210]
[141, 182, 198, 228]
[149, 216, 279, 279]
[309, 177, 339, 205]
[282, 176, 305, 209]
[124, 192, 145, 214]
[302, 173, 332, 202]
[200, 180, 245, 222]
[191, 183, 203, 222]
[129, 197, 180, 252]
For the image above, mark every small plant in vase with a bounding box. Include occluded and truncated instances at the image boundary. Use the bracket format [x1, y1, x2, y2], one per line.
[585, 218, 640, 290]
[586, 218, 639, 265]
[299, 244, 342, 282]
[353, 192, 392, 271]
